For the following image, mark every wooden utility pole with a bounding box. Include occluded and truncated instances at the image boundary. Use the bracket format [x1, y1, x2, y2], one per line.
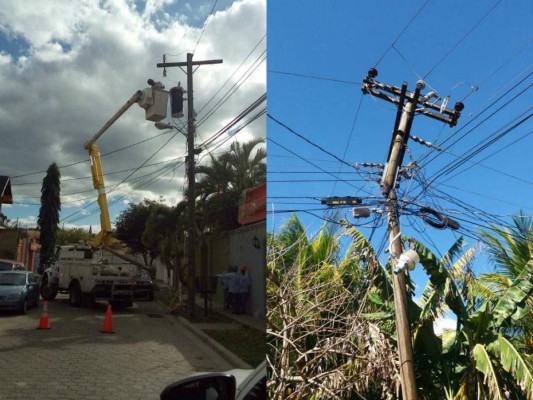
[384, 96, 419, 400]
[157, 53, 222, 319]
[362, 68, 463, 399]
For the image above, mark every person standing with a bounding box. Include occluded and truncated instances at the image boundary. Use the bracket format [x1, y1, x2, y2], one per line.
[219, 265, 233, 310]
[236, 265, 251, 314]
[227, 265, 239, 313]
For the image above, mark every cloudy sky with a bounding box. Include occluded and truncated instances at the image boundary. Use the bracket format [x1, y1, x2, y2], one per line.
[0, 0, 266, 231]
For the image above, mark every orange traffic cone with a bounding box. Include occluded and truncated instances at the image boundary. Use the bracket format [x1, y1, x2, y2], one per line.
[36, 301, 51, 330]
[101, 304, 115, 334]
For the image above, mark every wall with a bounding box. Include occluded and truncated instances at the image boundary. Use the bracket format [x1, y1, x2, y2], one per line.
[211, 221, 266, 318]
[146, 221, 266, 318]
[0, 228, 18, 260]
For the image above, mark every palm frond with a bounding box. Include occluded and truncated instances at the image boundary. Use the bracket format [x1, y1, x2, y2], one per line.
[413, 240, 469, 323]
[442, 236, 467, 268]
[490, 335, 533, 398]
[492, 262, 533, 327]
[472, 344, 503, 400]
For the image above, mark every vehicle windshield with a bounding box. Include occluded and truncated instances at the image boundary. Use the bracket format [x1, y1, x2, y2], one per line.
[0, 263, 13, 271]
[0, 273, 26, 286]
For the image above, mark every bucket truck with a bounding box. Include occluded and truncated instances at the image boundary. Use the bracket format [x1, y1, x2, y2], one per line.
[39, 81, 169, 307]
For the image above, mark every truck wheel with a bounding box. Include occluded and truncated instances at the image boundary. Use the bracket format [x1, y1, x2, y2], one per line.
[69, 281, 82, 307]
[40, 284, 58, 301]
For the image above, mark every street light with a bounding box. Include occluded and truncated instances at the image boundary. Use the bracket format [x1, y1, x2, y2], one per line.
[154, 121, 187, 136]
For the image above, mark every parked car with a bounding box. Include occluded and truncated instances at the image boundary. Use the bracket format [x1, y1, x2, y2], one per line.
[0, 259, 26, 271]
[0, 271, 40, 314]
[133, 268, 154, 301]
[160, 360, 266, 400]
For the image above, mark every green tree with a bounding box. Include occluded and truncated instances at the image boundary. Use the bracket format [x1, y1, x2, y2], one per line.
[142, 201, 187, 288]
[114, 198, 162, 265]
[56, 227, 91, 245]
[478, 214, 533, 341]
[413, 237, 533, 399]
[37, 163, 61, 273]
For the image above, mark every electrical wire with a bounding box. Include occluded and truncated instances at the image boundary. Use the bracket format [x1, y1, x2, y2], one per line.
[442, 129, 533, 185]
[199, 93, 266, 149]
[442, 106, 532, 174]
[192, 0, 218, 55]
[418, 72, 532, 170]
[196, 51, 266, 128]
[11, 131, 171, 180]
[268, 70, 360, 85]
[428, 108, 532, 184]
[268, 114, 357, 170]
[423, 0, 504, 79]
[60, 131, 184, 224]
[331, 95, 364, 195]
[196, 34, 266, 117]
[373, 0, 430, 68]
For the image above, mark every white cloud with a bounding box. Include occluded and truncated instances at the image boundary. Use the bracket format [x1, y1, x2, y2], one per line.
[0, 0, 266, 229]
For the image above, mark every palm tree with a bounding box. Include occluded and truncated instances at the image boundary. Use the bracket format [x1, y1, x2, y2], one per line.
[479, 214, 533, 339]
[37, 163, 61, 273]
[195, 138, 265, 232]
[412, 236, 533, 399]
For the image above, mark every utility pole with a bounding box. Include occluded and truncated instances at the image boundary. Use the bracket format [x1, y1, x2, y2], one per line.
[157, 53, 222, 319]
[362, 68, 463, 400]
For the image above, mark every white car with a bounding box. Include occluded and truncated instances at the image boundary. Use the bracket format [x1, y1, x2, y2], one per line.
[160, 360, 266, 400]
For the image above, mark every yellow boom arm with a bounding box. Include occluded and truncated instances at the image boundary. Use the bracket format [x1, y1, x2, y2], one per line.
[84, 90, 143, 249]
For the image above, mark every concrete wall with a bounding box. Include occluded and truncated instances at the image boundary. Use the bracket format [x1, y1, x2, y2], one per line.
[145, 221, 266, 318]
[205, 222, 266, 318]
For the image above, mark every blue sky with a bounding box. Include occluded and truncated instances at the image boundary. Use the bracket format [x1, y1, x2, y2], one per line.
[267, 0, 532, 304]
[0, 0, 266, 232]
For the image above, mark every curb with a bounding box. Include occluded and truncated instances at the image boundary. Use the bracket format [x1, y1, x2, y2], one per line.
[177, 316, 252, 369]
[155, 299, 252, 370]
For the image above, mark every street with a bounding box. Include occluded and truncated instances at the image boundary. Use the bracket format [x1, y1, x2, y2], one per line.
[0, 295, 234, 400]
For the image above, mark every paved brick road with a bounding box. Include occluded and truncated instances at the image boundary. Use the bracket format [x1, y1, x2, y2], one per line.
[0, 295, 233, 400]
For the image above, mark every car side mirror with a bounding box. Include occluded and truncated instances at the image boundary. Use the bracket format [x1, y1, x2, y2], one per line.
[160, 373, 236, 400]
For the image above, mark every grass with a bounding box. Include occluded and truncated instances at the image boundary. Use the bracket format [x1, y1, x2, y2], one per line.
[203, 326, 266, 368]
[156, 289, 265, 368]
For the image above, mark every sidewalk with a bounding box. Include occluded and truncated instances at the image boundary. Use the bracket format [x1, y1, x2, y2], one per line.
[155, 280, 265, 332]
[154, 280, 265, 369]
[196, 296, 266, 332]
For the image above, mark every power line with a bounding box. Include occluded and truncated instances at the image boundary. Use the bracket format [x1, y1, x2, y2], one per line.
[418, 73, 532, 169]
[268, 70, 360, 85]
[428, 107, 532, 183]
[424, 0, 504, 79]
[11, 131, 170, 180]
[331, 95, 364, 195]
[268, 114, 356, 170]
[193, 0, 218, 55]
[196, 34, 266, 117]
[196, 51, 266, 127]
[199, 93, 266, 149]
[442, 129, 533, 185]
[373, 0, 430, 67]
